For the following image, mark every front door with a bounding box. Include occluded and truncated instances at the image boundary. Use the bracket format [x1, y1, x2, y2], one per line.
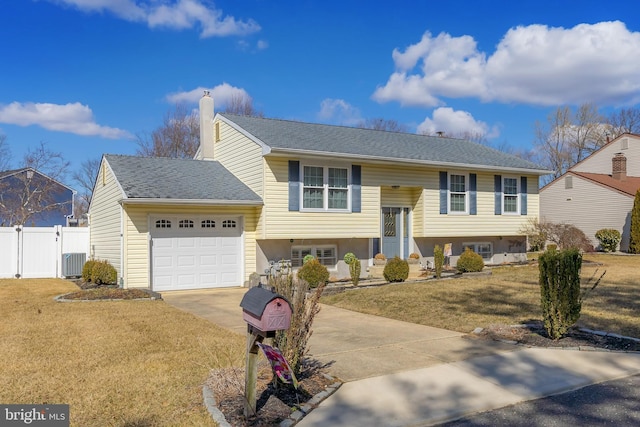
[382, 207, 401, 259]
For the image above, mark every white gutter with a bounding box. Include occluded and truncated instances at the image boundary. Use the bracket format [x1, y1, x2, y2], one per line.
[119, 198, 263, 206]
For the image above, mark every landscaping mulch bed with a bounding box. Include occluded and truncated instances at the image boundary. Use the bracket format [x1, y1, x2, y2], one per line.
[473, 321, 640, 352]
[59, 281, 163, 300]
[206, 359, 335, 427]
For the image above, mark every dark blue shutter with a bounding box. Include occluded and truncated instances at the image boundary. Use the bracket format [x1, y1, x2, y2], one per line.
[288, 161, 300, 211]
[520, 176, 528, 215]
[352, 165, 361, 213]
[439, 171, 448, 214]
[469, 173, 477, 215]
[494, 175, 502, 215]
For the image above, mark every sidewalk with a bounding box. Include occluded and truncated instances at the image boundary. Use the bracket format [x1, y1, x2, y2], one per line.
[298, 347, 640, 426]
[162, 288, 640, 426]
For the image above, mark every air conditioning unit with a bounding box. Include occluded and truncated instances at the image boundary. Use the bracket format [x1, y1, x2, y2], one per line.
[62, 253, 86, 278]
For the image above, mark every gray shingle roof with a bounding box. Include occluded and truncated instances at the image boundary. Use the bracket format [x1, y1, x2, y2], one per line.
[221, 113, 548, 173]
[104, 154, 262, 203]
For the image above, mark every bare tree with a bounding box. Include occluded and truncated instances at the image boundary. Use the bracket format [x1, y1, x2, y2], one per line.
[607, 107, 640, 138]
[533, 103, 608, 181]
[358, 118, 408, 132]
[0, 142, 71, 226]
[72, 158, 100, 222]
[0, 133, 11, 172]
[135, 104, 200, 158]
[222, 94, 264, 117]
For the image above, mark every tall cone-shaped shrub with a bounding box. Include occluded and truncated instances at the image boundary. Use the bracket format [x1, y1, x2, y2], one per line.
[630, 189, 640, 254]
[539, 248, 583, 340]
[434, 245, 444, 279]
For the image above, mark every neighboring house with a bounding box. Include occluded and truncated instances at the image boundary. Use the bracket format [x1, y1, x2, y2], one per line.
[89, 93, 549, 291]
[540, 133, 640, 252]
[0, 167, 75, 226]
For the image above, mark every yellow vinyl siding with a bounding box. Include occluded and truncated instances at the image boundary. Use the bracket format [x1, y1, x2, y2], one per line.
[88, 160, 123, 275]
[262, 158, 540, 239]
[121, 204, 259, 289]
[424, 173, 540, 237]
[214, 119, 264, 197]
[262, 158, 380, 238]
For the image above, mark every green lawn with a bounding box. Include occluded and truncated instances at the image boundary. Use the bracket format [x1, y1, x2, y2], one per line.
[0, 279, 245, 427]
[322, 253, 640, 339]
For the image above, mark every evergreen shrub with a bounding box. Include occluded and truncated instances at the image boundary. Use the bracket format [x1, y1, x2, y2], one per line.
[539, 248, 583, 340]
[434, 245, 444, 279]
[297, 259, 329, 288]
[456, 248, 484, 273]
[595, 229, 621, 252]
[383, 256, 409, 282]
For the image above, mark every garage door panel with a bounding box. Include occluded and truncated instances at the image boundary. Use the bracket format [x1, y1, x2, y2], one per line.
[151, 217, 242, 291]
[177, 255, 196, 267]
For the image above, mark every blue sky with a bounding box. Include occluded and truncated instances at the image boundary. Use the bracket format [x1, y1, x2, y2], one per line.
[2, 0, 640, 191]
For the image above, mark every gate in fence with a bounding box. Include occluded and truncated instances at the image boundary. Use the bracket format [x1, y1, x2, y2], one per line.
[0, 226, 90, 279]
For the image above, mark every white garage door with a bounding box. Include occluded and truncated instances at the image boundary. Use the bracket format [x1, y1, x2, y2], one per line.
[151, 216, 243, 291]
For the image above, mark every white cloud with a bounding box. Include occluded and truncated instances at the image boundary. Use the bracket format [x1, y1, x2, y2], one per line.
[257, 40, 269, 50]
[317, 99, 362, 126]
[374, 21, 640, 107]
[48, 0, 260, 37]
[417, 107, 498, 139]
[165, 83, 250, 106]
[0, 102, 132, 139]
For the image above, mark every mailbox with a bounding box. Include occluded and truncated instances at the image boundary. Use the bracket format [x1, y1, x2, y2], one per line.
[240, 286, 292, 337]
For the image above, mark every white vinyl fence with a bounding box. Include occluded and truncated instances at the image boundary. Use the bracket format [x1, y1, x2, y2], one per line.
[0, 226, 90, 279]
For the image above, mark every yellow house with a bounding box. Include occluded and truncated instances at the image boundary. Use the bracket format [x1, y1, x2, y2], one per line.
[89, 93, 549, 291]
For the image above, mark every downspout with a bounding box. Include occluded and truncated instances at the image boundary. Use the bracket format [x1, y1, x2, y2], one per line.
[119, 204, 124, 288]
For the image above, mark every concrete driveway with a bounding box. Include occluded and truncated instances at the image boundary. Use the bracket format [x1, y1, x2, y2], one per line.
[161, 287, 518, 381]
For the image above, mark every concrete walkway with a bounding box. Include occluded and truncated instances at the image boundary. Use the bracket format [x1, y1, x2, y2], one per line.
[162, 287, 640, 426]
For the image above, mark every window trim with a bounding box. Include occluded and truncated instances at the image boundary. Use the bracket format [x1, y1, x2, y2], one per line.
[448, 173, 469, 214]
[300, 164, 351, 212]
[462, 242, 492, 261]
[502, 176, 520, 215]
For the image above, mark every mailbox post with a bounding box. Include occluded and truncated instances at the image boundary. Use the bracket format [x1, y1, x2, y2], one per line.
[240, 286, 292, 417]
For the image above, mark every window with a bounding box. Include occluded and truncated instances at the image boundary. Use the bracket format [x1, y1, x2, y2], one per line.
[503, 177, 519, 214]
[449, 174, 467, 213]
[291, 245, 337, 268]
[155, 219, 171, 228]
[565, 176, 573, 189]
[179, 219, 194, 228]
[463, 242, 492, 260]
[222, 220, 237, 228]
[302, 165, 349, 211]
[201, 219, 215, 228]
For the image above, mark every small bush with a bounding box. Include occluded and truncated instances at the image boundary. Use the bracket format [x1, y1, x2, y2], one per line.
[90, 260, 117, 285]
[595, 228, 621, 252]
[302, 254, 315, 265]
[297, 259, 329, 288]
[374, 253, 386, 261]
[343, 252, 361, 286]
[456, 248, 484, 273]
[82, 260, 97, 282]
[434, 245, 444, 279]
[383, 256, 409, 282]
[271, 272, 325, 376]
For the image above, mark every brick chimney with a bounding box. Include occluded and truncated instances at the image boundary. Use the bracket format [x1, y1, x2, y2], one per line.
[199, 91, 214, 160]
[612, 152, 627, 181]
